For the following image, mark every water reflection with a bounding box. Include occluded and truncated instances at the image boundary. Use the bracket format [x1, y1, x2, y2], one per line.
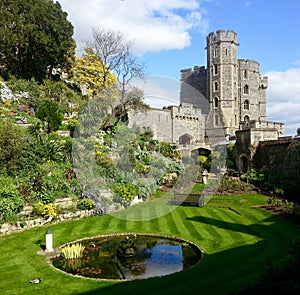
[51, 234, 202, 280]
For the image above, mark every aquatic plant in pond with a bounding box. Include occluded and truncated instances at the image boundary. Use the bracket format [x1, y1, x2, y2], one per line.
[61, 243, 85, 259]
[52, 234, 202, 280]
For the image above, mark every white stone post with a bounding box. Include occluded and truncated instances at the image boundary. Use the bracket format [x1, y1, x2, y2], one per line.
[45, 228, 53, 252]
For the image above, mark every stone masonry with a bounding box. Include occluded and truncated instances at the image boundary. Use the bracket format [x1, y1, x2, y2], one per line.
[129, 30, 284, 152]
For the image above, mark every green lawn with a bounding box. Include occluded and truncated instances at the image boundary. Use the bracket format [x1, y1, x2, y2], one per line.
[0, 193, 299, 295]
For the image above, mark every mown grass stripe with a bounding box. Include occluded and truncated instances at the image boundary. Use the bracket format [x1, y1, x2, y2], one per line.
[194, 208, 224, 238]
[207, 208, 249, 246]
[174, 207, 204, 241]
[148, 216, 160, 232]
[163, 210, 181, 235]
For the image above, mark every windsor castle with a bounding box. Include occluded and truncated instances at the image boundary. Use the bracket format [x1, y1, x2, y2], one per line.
[129, 30, 285, 171]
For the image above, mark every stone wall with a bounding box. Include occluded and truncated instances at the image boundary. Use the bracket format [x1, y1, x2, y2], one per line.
[0, 209, 94, 235]
[236, 127, 300, 196]
[128, 103, 206, 146]
[252, 137, 300, 178]
[128, 108, 173, 142]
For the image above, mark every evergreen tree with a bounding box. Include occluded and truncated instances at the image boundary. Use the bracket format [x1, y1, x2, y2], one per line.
[36, 99, 63, 133]
[0, 0, 75, 79]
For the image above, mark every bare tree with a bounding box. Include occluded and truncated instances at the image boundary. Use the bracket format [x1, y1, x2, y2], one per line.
[86, 28, 148, 131]
[87, 28, 146, 92]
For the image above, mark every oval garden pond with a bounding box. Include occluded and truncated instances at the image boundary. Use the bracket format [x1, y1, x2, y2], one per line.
[51, 233, 203, 280]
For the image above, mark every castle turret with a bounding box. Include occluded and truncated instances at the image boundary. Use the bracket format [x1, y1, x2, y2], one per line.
[206, 30, 240, 139]
[180, 66, 208, 110]
[238, 59, 267, 124]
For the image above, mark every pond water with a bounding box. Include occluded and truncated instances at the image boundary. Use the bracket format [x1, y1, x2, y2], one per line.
[51, 234, 202, 280]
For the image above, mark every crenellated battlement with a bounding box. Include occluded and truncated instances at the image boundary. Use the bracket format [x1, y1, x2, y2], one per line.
[180, 66, 206, 80]
[207, 30, 239, 46]
[238, 59, 260, 72]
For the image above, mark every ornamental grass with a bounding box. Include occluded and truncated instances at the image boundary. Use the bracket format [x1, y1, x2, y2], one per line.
[61, 243, 85, 259]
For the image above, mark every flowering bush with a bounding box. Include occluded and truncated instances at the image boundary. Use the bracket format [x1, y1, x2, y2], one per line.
[0, 81, 29, 103]
[161, 172, 178, 187]
[32, 202, 58, 219]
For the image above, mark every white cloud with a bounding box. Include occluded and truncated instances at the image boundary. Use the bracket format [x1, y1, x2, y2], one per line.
[57, 0, 208, 54]
[265, 67, 300, 136]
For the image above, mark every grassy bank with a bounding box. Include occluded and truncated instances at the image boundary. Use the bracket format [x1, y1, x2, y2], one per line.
[0, 193, 299, 294]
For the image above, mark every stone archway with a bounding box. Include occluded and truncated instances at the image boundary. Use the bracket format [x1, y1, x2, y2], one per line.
[239, 154, 249, 173]
[179, 133, 193, 146]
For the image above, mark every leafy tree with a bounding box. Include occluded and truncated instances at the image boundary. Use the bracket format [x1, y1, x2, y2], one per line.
[36, 99, 63, 133]
[71, 47, 117, 98]
[0, 0, 75, 79]
[39, 79, 83, 115]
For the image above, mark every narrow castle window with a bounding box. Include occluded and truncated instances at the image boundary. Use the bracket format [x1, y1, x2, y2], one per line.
[243, 100, 249, 110]
[214, 81, 218, 91]
[243, 85, 249, 94]
[225, 48, 228, 56]
[215, 114, 219, 126]
[244, 115, 250, 122]
[214, 97, 219, 108]
[214, 64, 218, 75]
[244, 70, 248, 79]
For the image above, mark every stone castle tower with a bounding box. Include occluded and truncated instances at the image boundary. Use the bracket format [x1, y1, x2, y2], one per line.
[180, 30, 270, 140]
[129, 30, 284, 151]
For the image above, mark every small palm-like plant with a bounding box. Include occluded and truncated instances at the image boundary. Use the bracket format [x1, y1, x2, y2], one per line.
[61, 243, 85, 259]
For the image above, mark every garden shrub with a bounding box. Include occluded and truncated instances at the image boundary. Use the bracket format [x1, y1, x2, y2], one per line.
[0, 196, 24, 222]
[77, 198, 95, 210]
[217, 175, 254, 193]
[159, 141, 181, 159]
[0, 175, 19, 198]
[111, 182, 138, 207]
[240, 168, 266, 187]
[135, 178, 158, 199]
[0, 119, 24, 175]
[32, 202, 45, 216]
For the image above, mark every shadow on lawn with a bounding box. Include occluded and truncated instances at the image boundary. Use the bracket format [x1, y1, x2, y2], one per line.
[186, 214, 278, 238]
[74, 242, 267, 295]
[34, 239, 46, 250]
[75, 214, 296, 295]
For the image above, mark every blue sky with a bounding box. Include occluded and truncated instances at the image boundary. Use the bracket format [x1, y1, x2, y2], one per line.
[58, 0, 300, 135]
